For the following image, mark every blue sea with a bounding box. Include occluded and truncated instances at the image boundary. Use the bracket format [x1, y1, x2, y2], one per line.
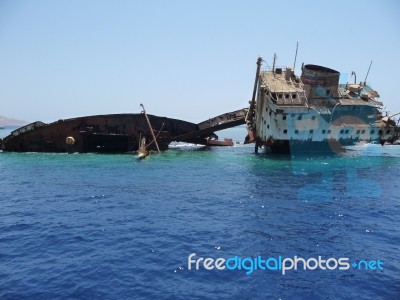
[1, 126, 399, 299]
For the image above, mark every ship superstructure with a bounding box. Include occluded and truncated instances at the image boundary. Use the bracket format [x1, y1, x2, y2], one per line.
[246, 56, 399, 153]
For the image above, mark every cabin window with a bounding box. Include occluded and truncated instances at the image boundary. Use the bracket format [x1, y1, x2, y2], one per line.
[266, 107, 268, 112]
[379, 130, 383, 134]
[269, 111, 272, 116]
[278, 94, 283, 99]
[271, 93, 277, 100]
[356, 130, 360, 134]
[327, 130, 331, 134]
[311, 116, 316, 120]
[282, 115, 286, 120]
[340, 130, 344, 134]
[310, 129, 314, 134]
[345, 129, 349, 134]
[361, 130, 366, 134]
[283, 129, 288, 134]
[264, 120, 266, 125]
[386, 129, 390, 134]
[297, 115, 302, 120]
[267, 125, 270, 129]
[295, 130, 299, 134]
[292, 94, 297, 99]
[285, 94, 289, 99]
[326, 90, 330, 96]
[370, 130, 375, 134]
[322, 130, 326, 134]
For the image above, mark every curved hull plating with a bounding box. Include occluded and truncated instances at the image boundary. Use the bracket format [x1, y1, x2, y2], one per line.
[1, 114, 199, 153]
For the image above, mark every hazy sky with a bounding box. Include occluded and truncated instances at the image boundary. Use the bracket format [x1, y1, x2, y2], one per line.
[1, 0, 399, 123]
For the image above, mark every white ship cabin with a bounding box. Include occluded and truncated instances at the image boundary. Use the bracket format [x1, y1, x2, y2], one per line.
[258, 64, 382, 108]
[258, 67, 308, 107]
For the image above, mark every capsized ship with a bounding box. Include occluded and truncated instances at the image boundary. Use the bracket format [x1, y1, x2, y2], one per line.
[245, 56, 400, 153]
[0, 109, 247, 153]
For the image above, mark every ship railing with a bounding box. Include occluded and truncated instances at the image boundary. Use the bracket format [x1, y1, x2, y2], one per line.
[265, 89, 308, 106]
[261, 67, 304, 91]
[197, 108, 248, 130]
[9, 121, 46, 138]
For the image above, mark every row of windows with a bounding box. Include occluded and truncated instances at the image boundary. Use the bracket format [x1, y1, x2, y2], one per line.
[266, 91, 298, 100]
[281, 115, 312, 120]
[265, 107, 315, 121]
[279, 129, 390, 135]
[263, 107, 390, 136]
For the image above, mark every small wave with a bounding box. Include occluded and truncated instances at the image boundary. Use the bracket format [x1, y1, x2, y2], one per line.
[169, 142, 205, 148]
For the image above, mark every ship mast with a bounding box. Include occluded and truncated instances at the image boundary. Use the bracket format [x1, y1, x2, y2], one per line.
[140, 103, 161, 154]
[364, 60, 373, 85]
[272, 53, 276, 76]
[293, 42, 299, 71]
[246, 56, 263, 124]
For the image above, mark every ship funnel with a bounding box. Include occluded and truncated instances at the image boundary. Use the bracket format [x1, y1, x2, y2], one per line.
[285, 67, 292, 81]
[300, 64, 340, 99]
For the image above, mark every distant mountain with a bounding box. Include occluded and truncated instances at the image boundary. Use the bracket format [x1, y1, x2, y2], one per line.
[0, 115, 29, 126]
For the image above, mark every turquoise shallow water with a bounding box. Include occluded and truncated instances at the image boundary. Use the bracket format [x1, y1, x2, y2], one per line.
[1, 126, 400, 299]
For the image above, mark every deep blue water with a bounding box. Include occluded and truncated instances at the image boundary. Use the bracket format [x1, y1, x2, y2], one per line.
[1, 127, 400, 299]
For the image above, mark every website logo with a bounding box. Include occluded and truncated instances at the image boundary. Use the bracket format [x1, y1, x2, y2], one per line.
[188, 253, 383, 275]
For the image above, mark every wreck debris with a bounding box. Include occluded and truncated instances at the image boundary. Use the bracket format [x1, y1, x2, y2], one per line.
[206, 138, 233, 146]
[1, 108, 247, 153]
[137, 135, 149, 159]
[140, 103, 160, 154]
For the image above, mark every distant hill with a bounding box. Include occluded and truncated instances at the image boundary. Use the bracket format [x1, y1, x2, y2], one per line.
[0, 115, 29, 126]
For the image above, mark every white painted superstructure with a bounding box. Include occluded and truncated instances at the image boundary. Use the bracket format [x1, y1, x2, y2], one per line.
[246, 58, 399, 153]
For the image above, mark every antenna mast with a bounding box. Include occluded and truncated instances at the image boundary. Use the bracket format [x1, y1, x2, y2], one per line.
[293, 42, 299, 70]
[272, 53, 277, 76]
[364, 60, 373, 85]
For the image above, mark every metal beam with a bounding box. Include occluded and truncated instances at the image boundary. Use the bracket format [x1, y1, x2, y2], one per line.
[140, 104, 161, 154]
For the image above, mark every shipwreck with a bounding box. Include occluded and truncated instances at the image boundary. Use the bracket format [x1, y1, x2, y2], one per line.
[0, 108, 246, 153]
[1, 52, 400, 155]
[245, 55, 400, 153]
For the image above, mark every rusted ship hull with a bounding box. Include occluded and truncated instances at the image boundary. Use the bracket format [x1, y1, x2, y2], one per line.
[1, 109, 248, 153]
[1, 114, 199, 153]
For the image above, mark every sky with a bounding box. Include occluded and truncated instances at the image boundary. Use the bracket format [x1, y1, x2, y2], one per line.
[0, 0, 399, 123]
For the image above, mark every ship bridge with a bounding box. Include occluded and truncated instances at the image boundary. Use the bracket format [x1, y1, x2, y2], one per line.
[259, 68, 308, 106]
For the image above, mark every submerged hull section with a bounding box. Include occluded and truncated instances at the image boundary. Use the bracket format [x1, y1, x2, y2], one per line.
[1, 109, 248, 153]
[264, 140, 349, 155]
[1, 114, 199, 153]
[255, 105, 397, 154]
